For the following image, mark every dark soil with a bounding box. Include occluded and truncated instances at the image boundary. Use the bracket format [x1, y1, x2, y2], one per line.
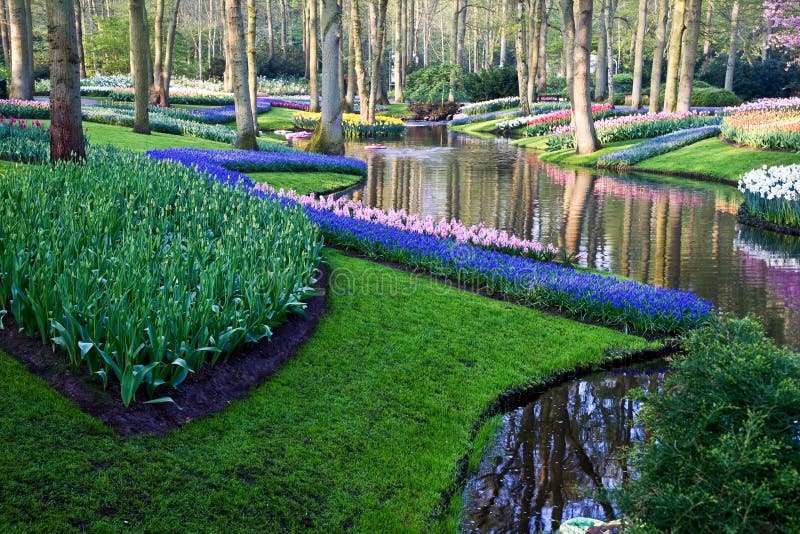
[0, 267, 329, 437]
[737, 204, 800, 236]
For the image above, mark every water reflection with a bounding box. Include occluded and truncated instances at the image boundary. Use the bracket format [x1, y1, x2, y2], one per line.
[345, 127, 800, 349]
[461, 364, 668, 533]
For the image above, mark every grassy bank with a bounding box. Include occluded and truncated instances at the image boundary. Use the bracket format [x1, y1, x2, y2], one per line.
[633, 137, 800, 183]
[246, 170, 363, 195]
[0, 249, 649, 532]
[538, 139, 644, 166]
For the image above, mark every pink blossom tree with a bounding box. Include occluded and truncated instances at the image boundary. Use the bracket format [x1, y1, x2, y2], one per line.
[764, 0, 800, 62]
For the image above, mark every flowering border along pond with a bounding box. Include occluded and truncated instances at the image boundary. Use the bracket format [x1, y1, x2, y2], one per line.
[147, 148, 713, 335]
[597, 125, 722, 170]
[738, 164, 800, 232]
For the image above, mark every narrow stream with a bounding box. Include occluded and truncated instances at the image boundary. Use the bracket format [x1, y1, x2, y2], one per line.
[460, 362, 669, 533]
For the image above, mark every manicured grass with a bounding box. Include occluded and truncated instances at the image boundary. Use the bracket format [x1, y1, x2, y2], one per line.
[510, 135, 552, 150]
[538, 139, 646, 166]
[246, 171, 363, 195]
[381, 102, 410, 118]
[0, 249, 649, 532]
[49, 120, 234, 151]
[634, 137, 800, 183]
[254, 106, 296, 141]
[450, 117, 506, 138]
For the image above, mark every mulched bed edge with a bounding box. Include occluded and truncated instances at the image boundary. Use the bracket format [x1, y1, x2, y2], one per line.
[0, 266, 329, 437]
[737, 204, 800, 236]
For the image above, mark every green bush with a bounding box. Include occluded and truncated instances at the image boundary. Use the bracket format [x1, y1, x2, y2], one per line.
[699, 57, 800, 101]
[613, 73, 634, 95]
[462, 67, 519, 101]
[0, 147, 322, 406]
[692, 87, 742, 107]
[619, 318, 800, 532]
[404, 64, 467, 103]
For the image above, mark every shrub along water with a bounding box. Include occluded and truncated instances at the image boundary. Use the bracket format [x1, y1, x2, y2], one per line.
[619, 318, 800, 532]
[0, 146, 322, 406]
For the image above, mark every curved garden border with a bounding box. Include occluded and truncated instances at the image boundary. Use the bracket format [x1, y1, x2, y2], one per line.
[0, 267, 330, 436]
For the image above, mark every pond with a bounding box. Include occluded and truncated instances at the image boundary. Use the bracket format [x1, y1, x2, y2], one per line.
[344, 126, 800, 350]
[460, 362, 669, 533]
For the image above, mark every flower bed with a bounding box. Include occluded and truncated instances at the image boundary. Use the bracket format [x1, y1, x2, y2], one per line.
[495, 102, 574, 131]
[724, 97, 800, 113]
[0, 146, 322, 406]
[107, 89, 235, 106]
[142, 98, 273, 124]
[738, 164, 800, 228]
[448, 109, 522, 127]
[458, 96, 520, 116]
[258, 190, 569, 263]
[597, 125, 721, 170]
[721, 108, 800, 151]
[546, 111, 720, 151]
[147, 147, 367, 177]
[149, 148, 713, 335]
[0, 99, 50, 119]
[523, 103, 614, 137]
[293, 111, 405, 137]
[0, 116, 50, 163]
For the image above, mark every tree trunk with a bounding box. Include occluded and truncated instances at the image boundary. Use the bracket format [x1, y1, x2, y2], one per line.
[595, 0, 607, 100]
[24, 0, 33, 96]
[559, 0, 575, 102]
[247, 0, 258, 125]
[724, 0, 738, 91]
[345, 31, 356, 111]
[604, 0, 615, 104]
[676, 0, 701, 112]
[265, 0, 274, 59]
[648, 0, 667, 112]
[351, 0, 369, 122]
[368, 0, 388, 120]
[280, 0, 288, 58]
[306, 0, 344, 154]
[153, 0, 164, 99]
[448, 0, 459, 101]
[48, 0, 85, 162]
[630, 0, 647, 109]
[161, 0, 181, 106]
[537, 0, 547, 93]
[74, 0, 87, 78]
[527, 0, 540, 103]
[573, 0, 599, 154]
[515, 0, 530, 113]
[308, 0, 320, 111]
[225, 0, 258, 150]
[129, 0, 150, 134]
[499, 0, 507, 66]
[663, 0, 686, 112]
[8, 0, 32, 100]
[456, 0, 466, 67]
[393, 0, 404, 102]
[701, 0, 712, 72]
[0, 0, 10, 67]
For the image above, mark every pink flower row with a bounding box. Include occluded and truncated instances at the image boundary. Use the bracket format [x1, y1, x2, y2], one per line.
[255, 184, 564, 258]
[526, 102, 612, 126]
[725, 97, 800, 113]
[549, 110, 706, 135]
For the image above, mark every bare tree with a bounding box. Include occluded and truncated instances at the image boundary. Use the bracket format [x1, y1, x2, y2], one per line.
[225, 0, 258, 149]
[724, 0, 739, 90]
[572, 0, 598, 154]
[306, 0, 344, 154]
[129, 0, 150, 133]
[0, 0, 10, 67]
[515, 0, 529, 113]
[74, 0, 87, 78]
[48, 0, 85, 162]
[308, 0, 320, 111]
[630, 0, 647, 109]
[368, 0, 388, 121]
[247, 0, 258, 125]
[649, 0, 668, 112]
[595, 0, 607, 100]
[351, 0, 370, 122]
[676, 0, 702, 111]
[8, 0, 33, 100]
[160, 0, 181, 106]
[663, 0, 687, 112]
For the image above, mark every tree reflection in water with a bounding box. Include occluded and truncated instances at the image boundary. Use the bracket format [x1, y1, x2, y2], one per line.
[461, 363, 668, 534]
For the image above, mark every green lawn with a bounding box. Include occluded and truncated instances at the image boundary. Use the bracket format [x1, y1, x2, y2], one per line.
[56, 120, 234, 151]
[380, 102, 411, 118]
[633, 137, 800, 183]
[511, 135, 552, 150]
[538, 139, 645, 166]
[246, 171, 363, 195]
[253, 106, 297, 141]
[0, 249, 648, 533]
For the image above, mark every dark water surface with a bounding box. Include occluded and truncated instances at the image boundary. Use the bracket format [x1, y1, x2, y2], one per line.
[345, 126, 800, 350]
[460, 363, 669, 533]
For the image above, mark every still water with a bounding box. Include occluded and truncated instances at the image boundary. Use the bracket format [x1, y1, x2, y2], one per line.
[344, 126, 800, 350]
[460, 363, 669, 533]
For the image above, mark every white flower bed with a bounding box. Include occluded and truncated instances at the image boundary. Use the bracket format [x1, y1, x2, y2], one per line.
[739, 164, 800, 201]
